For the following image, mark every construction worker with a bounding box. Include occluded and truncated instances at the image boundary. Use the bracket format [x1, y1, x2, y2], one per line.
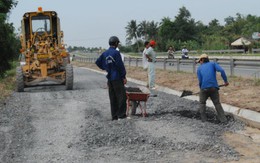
[95, 36, 127, 121]
[145, 40, 157, 91]
[142, 41, 149, 70]
[197, 54, 229, 123]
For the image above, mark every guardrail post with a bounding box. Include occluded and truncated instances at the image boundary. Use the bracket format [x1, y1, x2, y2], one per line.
[230, 58, 235, 76]
[136, 58, 138, 67]
[163, 58, 167, 70]
[192, 58, 196, 73]
[177, 58, 180, 72]
[129, 57, 131, 67]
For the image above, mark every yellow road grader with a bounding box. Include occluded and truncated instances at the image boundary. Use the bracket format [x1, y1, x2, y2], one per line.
[16, 7, 73, 92]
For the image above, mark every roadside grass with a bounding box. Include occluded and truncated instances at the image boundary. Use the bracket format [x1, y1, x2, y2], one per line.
[0, 62, 17, 101]
[254, 79, 260, 86]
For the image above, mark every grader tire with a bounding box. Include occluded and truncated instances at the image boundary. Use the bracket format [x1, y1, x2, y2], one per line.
[65, 64, 73, 90]
[16, 66, 24, 92]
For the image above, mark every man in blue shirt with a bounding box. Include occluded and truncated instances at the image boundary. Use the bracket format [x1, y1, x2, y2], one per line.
[197, 54, 229, 123]
[96, 36, 127, 120]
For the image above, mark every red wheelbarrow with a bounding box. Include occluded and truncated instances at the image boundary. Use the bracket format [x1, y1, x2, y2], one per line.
[125, 87, 150, 117]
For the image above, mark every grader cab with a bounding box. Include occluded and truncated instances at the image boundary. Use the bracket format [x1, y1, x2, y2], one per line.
[16, 7, 73, 92]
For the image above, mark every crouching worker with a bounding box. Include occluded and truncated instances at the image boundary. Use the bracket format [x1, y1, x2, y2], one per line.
[197, 54, 229, 123]
[95, 36, 127, 121]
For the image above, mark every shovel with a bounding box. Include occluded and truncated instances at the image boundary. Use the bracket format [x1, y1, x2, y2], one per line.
[180, 84, 225, 98]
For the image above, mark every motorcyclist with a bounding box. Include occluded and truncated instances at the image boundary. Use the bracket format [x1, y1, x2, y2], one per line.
[181, 46, 189, 59]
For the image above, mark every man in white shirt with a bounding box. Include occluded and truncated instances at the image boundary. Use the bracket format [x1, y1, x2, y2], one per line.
[145, 40, 157, 90]
[142, 41, 149, 69]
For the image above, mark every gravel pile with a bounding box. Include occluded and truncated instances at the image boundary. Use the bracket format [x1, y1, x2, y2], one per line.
[77, 82, 245, 162]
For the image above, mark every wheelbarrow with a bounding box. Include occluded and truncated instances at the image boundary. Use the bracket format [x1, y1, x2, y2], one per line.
[125, 86, 150, 117]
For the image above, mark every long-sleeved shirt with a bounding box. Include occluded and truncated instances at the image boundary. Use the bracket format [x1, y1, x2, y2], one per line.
[142, 48, 148, 69]
[95, 47, 126, 81]
[197, 62, 228, 89]
[146, 47, 156, 62]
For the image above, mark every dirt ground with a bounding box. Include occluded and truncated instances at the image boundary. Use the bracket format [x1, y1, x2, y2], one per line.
[224, 127, 260, 163]
[76, 61, 260, 113]
[128, 66, 260, 113]
[0, 75, 15, 101]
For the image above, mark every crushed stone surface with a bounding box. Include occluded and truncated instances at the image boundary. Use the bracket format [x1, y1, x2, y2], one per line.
[0, 67, 245, 163]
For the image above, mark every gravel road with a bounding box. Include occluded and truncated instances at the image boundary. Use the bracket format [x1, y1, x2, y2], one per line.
[0, 66, 245, 163]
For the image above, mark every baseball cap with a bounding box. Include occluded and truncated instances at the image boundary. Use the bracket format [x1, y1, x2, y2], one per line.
[150, 40, 156, 46]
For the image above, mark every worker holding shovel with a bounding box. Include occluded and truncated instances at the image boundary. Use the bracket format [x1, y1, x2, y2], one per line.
[197, 54, 229, 123]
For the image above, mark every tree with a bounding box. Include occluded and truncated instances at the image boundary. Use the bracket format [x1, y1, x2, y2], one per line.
[158, 17, 174, 50]
[241, 15, 260, 36]
[0, 0, 19, 77]
[146, 20, 159, 40]
[125, 20, 140, 51]
[0, 0, 17, 13]
[173, 6, 197, 42]
[138, 20, 149, 40]
[159, 17, 174, 41]
[157, 7, 200, 50]
[125, 6, 260, 51]
[207, 19, 223, 35]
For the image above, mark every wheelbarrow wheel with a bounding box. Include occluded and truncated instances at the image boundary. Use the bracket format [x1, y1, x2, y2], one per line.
[130, 101, 138, 115]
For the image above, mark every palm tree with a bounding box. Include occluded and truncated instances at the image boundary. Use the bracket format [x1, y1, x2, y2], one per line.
[138, 20, 149, 40]
[147, 21, 159, 40]
[125, 20, 140, 51]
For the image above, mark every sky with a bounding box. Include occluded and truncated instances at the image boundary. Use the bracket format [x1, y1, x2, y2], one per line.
[8, 0, 260, 48]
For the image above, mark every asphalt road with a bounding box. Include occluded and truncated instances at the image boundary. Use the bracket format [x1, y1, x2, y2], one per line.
[0, 66, 250, 162]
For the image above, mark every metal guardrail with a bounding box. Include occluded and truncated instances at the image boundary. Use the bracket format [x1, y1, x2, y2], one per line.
[74, 56, 260, 78]
[252, 48, 260, 53]
[154, 49, 260, 56]
[172, 49, 245, 55]
[72, 49, 260, 58]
